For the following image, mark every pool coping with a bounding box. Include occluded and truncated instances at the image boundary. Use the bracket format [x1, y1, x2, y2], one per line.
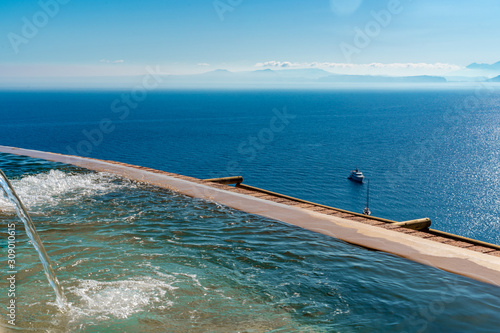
[1, 145, 500, 287]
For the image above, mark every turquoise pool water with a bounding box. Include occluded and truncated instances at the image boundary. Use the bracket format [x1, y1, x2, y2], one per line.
[1, 153, 500, 332]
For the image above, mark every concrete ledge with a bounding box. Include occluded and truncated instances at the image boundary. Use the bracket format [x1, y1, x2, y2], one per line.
[1, 145, 500, 287]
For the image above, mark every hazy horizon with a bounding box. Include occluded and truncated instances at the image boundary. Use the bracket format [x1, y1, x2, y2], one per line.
[2, 0, 500, 88]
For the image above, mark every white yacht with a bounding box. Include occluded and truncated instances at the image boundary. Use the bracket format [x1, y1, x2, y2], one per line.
[348, 168, 364, 183]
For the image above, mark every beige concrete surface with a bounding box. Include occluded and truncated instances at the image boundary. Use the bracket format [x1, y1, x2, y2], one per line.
[1, 145, 500, 286]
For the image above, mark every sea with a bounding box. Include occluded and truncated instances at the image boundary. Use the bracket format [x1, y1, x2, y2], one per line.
[1, 88, 500, 331]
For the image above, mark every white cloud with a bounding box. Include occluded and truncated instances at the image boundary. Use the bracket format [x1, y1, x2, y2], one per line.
[255, 61, 462, 75]
[256, 61, 461, 71]
[99, 59, 125, 64]
[255, 61, 293, 68]
[197, 63, 210, 67]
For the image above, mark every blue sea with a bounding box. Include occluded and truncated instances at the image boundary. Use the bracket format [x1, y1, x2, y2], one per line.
[2, 89, 500, 244]
[1, 89, 500, 331]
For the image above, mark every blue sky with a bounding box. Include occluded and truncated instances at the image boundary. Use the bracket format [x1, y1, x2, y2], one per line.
[1, 0, 500, 81]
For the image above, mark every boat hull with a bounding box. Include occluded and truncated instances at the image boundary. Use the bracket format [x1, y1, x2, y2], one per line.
[348, 175, 364, 183]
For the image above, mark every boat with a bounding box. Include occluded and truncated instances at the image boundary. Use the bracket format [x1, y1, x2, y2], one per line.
[363, 180, 371, 216]
[347, 168, 364, 183]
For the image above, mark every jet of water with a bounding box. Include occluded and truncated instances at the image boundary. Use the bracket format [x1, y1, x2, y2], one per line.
[0, 169, 67, 310]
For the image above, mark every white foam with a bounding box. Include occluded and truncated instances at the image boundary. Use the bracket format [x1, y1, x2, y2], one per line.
[66, 277, 176, 320]
[0, 170, 130, 211]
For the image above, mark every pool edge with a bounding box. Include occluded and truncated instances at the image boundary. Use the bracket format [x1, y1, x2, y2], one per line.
[1, 145, 500, 287]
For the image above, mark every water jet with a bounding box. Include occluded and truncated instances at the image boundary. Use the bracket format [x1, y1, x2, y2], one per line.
[0, 169, 67, 310]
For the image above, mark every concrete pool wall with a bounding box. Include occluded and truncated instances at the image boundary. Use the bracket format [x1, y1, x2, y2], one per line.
[1, 145, 500, 287]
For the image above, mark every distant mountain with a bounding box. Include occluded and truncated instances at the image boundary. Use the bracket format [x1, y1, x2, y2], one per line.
[269, 68, 333, 79]
[237, 68, 332, 80]
[156, 70, 450, 87]
[240, 69, 280, 78]
[198, 69, 233, 76]
[466, 61, 500, 71]
[444, 76, 488, 82]
[318, 74, 447, 83]
[253, 69, 278, 74]
[163, 68, 331, 85]
[487, 75, 500, 82]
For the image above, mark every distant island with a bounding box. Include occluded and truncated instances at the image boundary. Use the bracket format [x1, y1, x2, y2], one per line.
[4, 61, 500, 90]
[154, 67, 499, 87]
[467, 61, 500, 71]
[487, 75, 500, 82]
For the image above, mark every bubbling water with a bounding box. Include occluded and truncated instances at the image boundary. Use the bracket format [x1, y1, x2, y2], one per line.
[0, 169, 127, 211]
[0, 169, 67, 309]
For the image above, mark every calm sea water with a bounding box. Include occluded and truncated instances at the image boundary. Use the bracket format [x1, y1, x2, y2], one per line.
[1, 154, 500, 332]
[1, 89, 500, 244]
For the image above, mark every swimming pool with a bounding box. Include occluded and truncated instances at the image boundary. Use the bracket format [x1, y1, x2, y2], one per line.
[1, 153, 500, 332]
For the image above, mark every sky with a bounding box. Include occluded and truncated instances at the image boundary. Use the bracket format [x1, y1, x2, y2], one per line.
[1, 0, 500, 85]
